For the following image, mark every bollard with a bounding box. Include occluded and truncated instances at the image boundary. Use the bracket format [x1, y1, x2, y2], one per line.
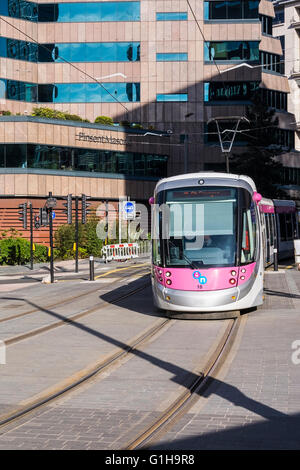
[89, 256, 95, 281]
[273, 248, 278, 272]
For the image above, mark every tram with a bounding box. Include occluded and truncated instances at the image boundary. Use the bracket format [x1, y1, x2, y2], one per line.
[150, 172, 298, 318]
[259, 198, 298, 267]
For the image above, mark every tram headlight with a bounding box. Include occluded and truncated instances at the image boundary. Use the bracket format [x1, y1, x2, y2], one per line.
[165, 271, 171, 277]
[231, 270, 237, 276]
[241, 268, 246, 273]
[229, 278, 236, 285]
[240, 276, 245, 280]
[166, 279, 172, 285]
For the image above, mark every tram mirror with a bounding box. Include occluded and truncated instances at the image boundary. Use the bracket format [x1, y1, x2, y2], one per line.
[252, 192, 262, 204]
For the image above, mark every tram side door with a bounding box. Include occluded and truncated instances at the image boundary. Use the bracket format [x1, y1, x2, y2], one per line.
[265, 214, 271, 264]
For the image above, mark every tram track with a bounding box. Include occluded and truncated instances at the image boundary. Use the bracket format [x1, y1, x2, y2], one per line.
[0, 263, 150, 325]
[3, 273, 151, 347]
[0, 286, 169, 430]
[125, 315, 242, 450]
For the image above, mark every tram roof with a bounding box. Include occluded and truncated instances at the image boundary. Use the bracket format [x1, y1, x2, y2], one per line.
[155, 172, 257, 192]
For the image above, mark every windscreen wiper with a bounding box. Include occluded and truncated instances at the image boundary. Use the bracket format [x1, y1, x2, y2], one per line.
[167, 239, 199, 270]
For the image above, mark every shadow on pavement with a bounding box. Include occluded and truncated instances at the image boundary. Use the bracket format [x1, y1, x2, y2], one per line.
[1, 274, 299, 449]
[150, 407, 300, 450]
[264, 288, 300, 299]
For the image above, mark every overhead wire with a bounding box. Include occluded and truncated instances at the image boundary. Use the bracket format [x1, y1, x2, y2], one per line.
[0, 15, 130, 113]
[0, 8, 295, 148]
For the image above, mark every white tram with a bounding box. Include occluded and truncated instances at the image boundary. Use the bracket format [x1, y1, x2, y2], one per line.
[150, 172, 298, 318]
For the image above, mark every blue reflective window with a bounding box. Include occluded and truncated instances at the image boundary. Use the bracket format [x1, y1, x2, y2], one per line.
[3, 143, 168, 178]
[42, 83, 141, 103]
[0, 0, 38, 21]
[5, 79, 37, 102]
[0, 37, 38, 62]
[156, 94, 188, 102]
[156, 53, 188, 61]
[50, 42, 140, 63]
[0, 78, 140, 103]
[39, 2, 140, 22]
[204, 81, 260, 102]
[156, 12, 188, 21]
[0, 38, 140, 63]
[204, 41, 259, 62]
[204, 1, 259, 20]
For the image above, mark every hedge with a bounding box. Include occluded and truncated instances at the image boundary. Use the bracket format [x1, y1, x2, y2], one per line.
[0, 238, 48, 265]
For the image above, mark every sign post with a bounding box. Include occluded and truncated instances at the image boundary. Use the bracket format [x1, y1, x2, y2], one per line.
[46, 192, 57, 283]
[29, 202, 34, 270]
[122, 200, 136, 243]
[75, 196, 79, 273]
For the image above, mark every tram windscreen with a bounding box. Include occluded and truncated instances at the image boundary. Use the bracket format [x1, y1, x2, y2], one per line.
[164, 186, 238, 267]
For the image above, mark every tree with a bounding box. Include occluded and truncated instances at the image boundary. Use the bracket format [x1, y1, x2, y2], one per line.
[229, 93, 287, 198]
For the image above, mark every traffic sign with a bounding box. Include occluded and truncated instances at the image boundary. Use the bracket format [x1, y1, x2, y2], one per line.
[52, 211, 56, 219]
[122, 201, 136, 220]
[46, 197, 57, 209]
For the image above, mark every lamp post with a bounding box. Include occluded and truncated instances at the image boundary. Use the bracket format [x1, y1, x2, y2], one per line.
[183, 112, 194, 174]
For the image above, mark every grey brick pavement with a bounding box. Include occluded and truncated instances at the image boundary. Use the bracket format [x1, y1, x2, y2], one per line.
[1, 268, 299, 450]
[0, 317, 227, 449]
[150, 270, 300, 450]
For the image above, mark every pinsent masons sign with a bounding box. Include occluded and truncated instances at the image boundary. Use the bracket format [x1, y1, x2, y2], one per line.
[75, 131, 128, 146]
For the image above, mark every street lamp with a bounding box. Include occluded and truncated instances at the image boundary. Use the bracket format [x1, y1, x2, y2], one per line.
[183, 112, 194, 173]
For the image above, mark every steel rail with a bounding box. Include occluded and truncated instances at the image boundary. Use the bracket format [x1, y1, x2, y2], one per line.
[0, 264, 150, 325]
[4, 274, 151, 346]
[0, 287, 170, 429]
[125, 316, 242, 450]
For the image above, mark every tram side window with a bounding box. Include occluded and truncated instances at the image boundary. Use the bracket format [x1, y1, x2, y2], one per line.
[279, 213, 293, 241]
[270, 214, 274, 245]
[241, 202, 256, 264]
[152, 207, 162, 266]
[279, 214, 286, 241]
[286, 214, 293, 241]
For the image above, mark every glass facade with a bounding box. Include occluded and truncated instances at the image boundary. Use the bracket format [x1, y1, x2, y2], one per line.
[260, 51, 283, 74]
[261, 89, 287, 111]
[0, 1, 140, 22]
[161, 186, 239, 268]
[206, 122, 294, 149]
[204, 1, 259, 20]
[281, 167, 300, 187]
[273, 8, 285, 25]
[204, 81, 288, 111]
[0, 79, 140, 103]
[156, 53, 188, 62]
[204, 81, 260, 102]
[0, 38, 140, 63]
[0, 143, 168, 178]
[39, 42, 140, 63]
[0, 37, 38, 62]
[156, 12, 188, 21]
[261, 15, 273, 35]
[204, 41, 260, 62]
[156, 94, 188, 102]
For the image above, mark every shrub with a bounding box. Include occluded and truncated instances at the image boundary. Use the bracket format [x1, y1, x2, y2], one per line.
[31, 107, 90, 123]
[32, 107, 67, 121]
[94, 116, 114, 126]
[54, 217, 103, 259]
[0, 238, 48, 265]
